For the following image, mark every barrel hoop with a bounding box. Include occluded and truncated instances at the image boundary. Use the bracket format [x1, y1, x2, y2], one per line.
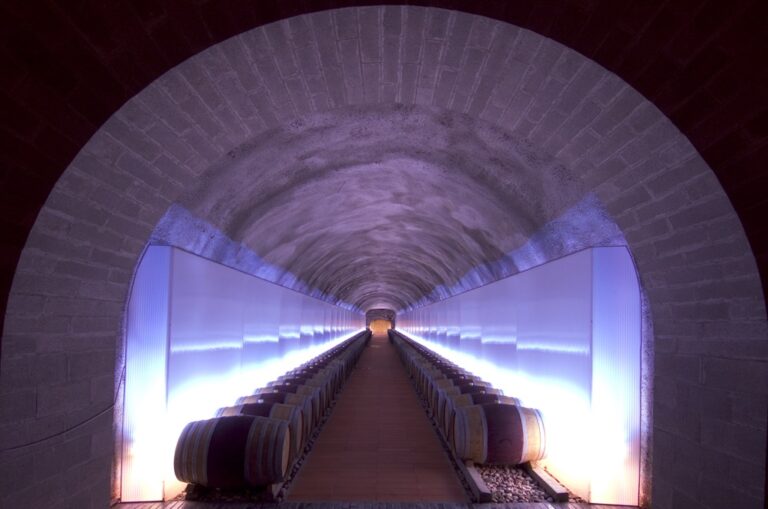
[184, 419, 215, 485]
[463, 405, 487, 463]
[270, 404, 302, 453]
[188, 420, 212, 485]
[279, 422, 290, 475]
[174, 421, 196, 483]
[244, 418, 265, 485]
[480, 405, 489, 462]
[284, 393, 313, 431]
[514, 405, 528, 464]
[455, 405, 466, 457]
[269, 418, 284, 481]
[533, 408, 547, 461]
[265, 421, 284, 477]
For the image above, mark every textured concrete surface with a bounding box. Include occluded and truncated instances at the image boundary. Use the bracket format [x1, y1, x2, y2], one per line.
[175, 105, 590, 311]
[1, 6, 765, 509]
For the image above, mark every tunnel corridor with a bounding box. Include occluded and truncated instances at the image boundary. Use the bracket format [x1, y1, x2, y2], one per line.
[115, 245, 641, 506]
[1, 4, 766, 509]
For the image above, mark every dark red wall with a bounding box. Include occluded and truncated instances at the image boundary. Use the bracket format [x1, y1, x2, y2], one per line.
[1, 0, 767, 338]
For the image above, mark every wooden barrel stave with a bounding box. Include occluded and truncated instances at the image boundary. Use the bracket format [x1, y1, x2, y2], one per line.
[453, 403, 545, 465]
[174, 415, 290, 488]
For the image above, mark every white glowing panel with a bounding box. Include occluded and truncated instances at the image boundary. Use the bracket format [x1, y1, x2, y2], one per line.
[164, 249, 247, 498]
[279, 290, 302, 354]
[122, 246, 171, 502]
[121, 246, 363, 501]
[590, 248, 641, 504]
[397, 247, 640, 505]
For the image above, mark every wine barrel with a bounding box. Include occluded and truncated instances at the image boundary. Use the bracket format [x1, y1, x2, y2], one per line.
[443, 393, 518, 449]
[258, 383, 324, 424]
[216, 402, 304, 459]
[453, 403, 545, 465]
[272, 373, 332, 409]
[287, 363, 344, 393]
[238, 392, 314, 439]
[437, 384, 500, 433]
[174, 415, 290, 488]
[428, 376, 486, 411]
[417, 362, 464, 383]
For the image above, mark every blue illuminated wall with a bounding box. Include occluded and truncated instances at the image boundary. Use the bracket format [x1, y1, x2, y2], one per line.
[121, 246, 363, 501]
[398, 247, 641, 505]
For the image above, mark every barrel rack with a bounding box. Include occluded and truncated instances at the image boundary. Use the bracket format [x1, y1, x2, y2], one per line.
[388, 329, 570, 503]
[175, 330, 372, 502]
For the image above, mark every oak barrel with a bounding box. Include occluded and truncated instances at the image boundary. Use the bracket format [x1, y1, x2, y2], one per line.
[238, 392, 314, 439]
[443, 393, 518, 449]
[453, 403, 545, 465]
[437, 383, 499, 427]
[258, 383, 323, 423]
[216, 402, 304, 458]
[271, 373, 332, 409]
[174, 415, 290, 488]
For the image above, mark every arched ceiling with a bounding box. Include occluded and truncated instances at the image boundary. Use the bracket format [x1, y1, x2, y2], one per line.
[1, 0, 766, 321]
[176, 105, 588, 310]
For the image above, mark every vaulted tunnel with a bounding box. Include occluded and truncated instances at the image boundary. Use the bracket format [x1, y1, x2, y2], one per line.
[1, 4, 766, 509]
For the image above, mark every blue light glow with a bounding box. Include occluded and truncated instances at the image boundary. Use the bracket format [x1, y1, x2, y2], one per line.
[403, 194, 626, 309]
[121, 246, 364, 502]
[150, 204, 360, 310]
[398, 247, 640, 505]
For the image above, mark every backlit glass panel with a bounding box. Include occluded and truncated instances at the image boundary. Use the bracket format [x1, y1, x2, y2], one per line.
[121, 246, 363, 501]
[397, 247, 641, 505]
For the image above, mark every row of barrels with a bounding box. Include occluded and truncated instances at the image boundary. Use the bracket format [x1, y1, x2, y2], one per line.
[388, 330, 546, 466]
[174, 330, 372, 489]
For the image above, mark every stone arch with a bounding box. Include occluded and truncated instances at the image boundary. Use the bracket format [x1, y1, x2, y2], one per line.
[1, 6, 765, 509]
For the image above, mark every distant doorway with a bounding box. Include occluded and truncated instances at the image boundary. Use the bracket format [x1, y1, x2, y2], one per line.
[369, 319, 392, 334]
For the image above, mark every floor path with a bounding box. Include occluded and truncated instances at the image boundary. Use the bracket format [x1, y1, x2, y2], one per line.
[285, 332, 468, 502]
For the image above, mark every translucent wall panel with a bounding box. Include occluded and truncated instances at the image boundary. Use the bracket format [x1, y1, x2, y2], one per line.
[590, 248, 641, 502]
[122, 246, 171, 502]
[122, 246, 363, 502]
[397, 247, 640, 505]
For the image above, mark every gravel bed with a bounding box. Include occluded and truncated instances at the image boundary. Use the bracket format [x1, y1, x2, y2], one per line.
[178, 483, 274, 503]
[477, 464, 586, 503]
